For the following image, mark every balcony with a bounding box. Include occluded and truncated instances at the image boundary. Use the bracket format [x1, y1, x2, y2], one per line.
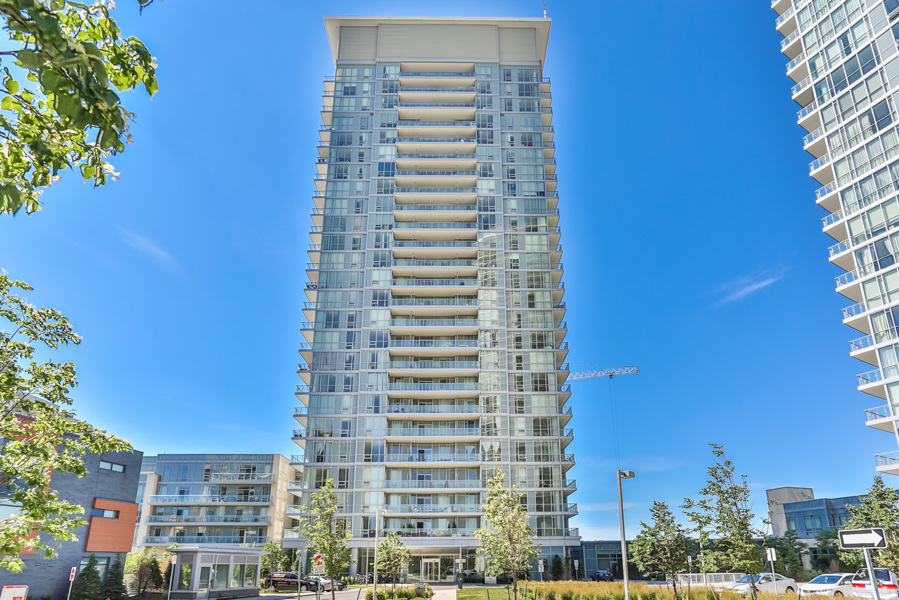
[390, 297, 478, 308]
[389, 318, 478, 330]
[147, 495, 271, 504]
[388, 339, 478, 349]
[382, 504, 482, 514]
[797, 100, 820, 131]
[142, 535, 266, 545]
[775, 4, 797, 34]
[858, 367, 890, 399]
[865, 405, 894, 433]
[382, 528, 478, 538]
[384, 453, 481, 464]
[384, 480, 483, 489]
[386, 401, 480, 413]
[843, 302, 870, 333]
[876, 451, 899, 476]
[146, 515, 270, 524]
[386, 426, 481, 438]
[849, 333, 877, 365]
[386, 381, 480, 396]
[204, 473, 273, 482]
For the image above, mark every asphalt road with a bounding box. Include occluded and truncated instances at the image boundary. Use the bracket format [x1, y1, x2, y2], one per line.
[262, 589, 368, 600]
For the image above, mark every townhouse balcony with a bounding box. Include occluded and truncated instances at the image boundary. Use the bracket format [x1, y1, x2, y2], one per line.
[865, 405, 895, 433]
[843, 302, 870, 333]
[142, 536, 266, 545]
[876, 451, 899, 476]
[146, 515, 271, 524]
[147, 495, 271, 504]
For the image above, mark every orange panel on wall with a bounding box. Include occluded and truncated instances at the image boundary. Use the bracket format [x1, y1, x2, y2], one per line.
[85, 499, 139, 553]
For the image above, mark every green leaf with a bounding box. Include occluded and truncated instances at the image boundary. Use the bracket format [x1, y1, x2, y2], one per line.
[1, 96, 13, 110]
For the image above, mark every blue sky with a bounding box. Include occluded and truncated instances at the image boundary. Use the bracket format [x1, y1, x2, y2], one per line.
[0, 0, 881, 541]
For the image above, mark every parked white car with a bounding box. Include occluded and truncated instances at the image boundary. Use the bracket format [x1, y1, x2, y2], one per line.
[726, 573, 798, 595]
[850, 568, 899, 600]
[798, 573, 855, 597]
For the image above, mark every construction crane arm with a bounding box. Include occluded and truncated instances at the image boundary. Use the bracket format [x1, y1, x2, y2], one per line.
[568, 366, 640, 380]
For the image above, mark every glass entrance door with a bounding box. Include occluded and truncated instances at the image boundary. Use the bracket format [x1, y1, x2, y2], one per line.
[422, 559, 439, 582]
[198, 566, 211, 600]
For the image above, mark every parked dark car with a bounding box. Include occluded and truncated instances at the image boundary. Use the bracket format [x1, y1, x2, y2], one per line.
[591, 570, 614, 582]
[263, 573, 320, 592]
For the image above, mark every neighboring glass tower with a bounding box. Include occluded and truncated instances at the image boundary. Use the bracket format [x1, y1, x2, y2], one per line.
[286, 16, 579, 581]
[773, 1, 899, 473]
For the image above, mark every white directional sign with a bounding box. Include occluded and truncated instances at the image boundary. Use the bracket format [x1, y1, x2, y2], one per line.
[839, 528, 888, 549]
[313, 566, 325, 575]
[766, 548, 777, 563]
[537, 560, 544, 573]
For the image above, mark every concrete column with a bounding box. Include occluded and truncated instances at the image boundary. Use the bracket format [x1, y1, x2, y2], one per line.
[350, 548, 359, 577]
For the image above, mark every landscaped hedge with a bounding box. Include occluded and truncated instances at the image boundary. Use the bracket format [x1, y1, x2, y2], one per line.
[365, 584, 434, 600]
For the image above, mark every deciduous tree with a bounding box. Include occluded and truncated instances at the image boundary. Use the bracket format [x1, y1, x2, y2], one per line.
[474, 470, 540, 600]
[683, 444, 765, 599]
[631, 501, 690, 599]
[0, 0, 157, 215]
[301, 478, 353, 600]
[261, 540, 284, 578]
[766, 531, 806, 580]
[0, 274, 132, 573]
[376, 531, 411, 597]
[839, 475, 899, 571]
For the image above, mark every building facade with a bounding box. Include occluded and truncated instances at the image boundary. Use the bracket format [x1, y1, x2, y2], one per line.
[133, 454, 294, 554]
[291, 16, 578, 581]
[2, 449, 142, 600]
[773, 0, 899, 470]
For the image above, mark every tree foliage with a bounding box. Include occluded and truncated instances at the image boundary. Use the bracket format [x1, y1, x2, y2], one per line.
[550, 555, 563, 581]
[840, 475, 899, 571]
[813, 529, 841, 572]
[71, 554, 103, 600]
[126, 552, 163, 597]
[376, 532, 410, 597]
[683, 444, 764, 598]
[261, 540, 284, 578]
[0, 0, 157, 215]
[766, 531, 806, 580]
[301, 478, 353, 600]
[0, 273, 132, 573]
[102, 554, 128, 600]
[631, 501, 690, 599]
[474, 470, 540, 600]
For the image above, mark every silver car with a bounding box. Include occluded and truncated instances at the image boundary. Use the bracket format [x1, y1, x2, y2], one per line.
[726, 573, 798, 595]
[850, 568, 899, 600]
[799, 573, 855, 598]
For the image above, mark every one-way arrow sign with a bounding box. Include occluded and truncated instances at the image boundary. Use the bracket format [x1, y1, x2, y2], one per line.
[839, 528, 888, 549]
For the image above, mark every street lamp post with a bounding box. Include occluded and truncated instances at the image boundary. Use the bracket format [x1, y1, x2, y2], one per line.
[617, 470, 635, 600]
[373, 508, 393, 600]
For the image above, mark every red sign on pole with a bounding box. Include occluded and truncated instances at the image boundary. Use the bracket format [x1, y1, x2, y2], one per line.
[69, 568, 76, 582]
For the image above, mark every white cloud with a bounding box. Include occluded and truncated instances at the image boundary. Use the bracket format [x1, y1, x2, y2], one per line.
[715, 269, 787, 305]
[119, 228, 182, 274]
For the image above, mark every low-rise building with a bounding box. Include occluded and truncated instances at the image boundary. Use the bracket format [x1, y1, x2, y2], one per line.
[2, 449, 143, 600]
[134, 454, 297, 555]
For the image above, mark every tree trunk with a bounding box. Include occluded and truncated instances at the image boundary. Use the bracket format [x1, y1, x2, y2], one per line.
[331, 581, 336, 600]
[671, 577, 678, 600]
[513, 573, 518, 600]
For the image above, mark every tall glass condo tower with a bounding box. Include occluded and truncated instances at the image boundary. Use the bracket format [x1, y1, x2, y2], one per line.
[773, 0, 899, 473]
[287, 16, 579, 581]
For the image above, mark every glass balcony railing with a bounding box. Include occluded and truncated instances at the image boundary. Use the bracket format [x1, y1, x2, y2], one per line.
[389, 297, 479, 307]
[143, 535, 266, 544]
[382, 528, 479, 538]
[387, 278, 480, 286]
[146, 515, 270, 524]
[398, 86, 476, 92]
[388, 426, 480, 436]
[835, 270, 858, 289]
[843, 302, 866, 320]
[776, 5, 796, 27]
[804, 126, 824, 147]
[384, 480, 483, 489]
[381, 504, 482, 513]
[396, 137, 477, 144]
[394, 187, 478, 194]
[858, 368, 884, 386]
[392, 240, 477, 249]
[385, 453, 481, 463]
[389, 319, 478, 327]
[849, 334, 875, 352]
[386, 382, 480, 392]
[816, 182, 837, 199]
[388, 340, 479, 348]
[148, 495, 271, 504]
[395, 169, 479, 177]
[787, 51, 807, 73]
[397, 120, 476, 127]
[399, 71, 476, 77]
[391, 258, 478, 267]
[822, 208, 844, 228]
[810, 153, 831, 172]
[876, 451, 899, 467]
[386, 401, 480, 411]
[396, 153, 477, 159]
[781, 28, 801, 50]
[865, 405, 891, 421]
[798, 100, 818, 120]
[828, 240, 850, 258]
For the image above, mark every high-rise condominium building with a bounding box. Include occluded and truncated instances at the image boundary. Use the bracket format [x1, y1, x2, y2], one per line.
[288, 16, 578, 581]
[772, 0, 899, 472]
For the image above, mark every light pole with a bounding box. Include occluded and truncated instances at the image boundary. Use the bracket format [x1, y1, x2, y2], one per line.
[617, 470, 635, 600]
[373, 508, 392, 600]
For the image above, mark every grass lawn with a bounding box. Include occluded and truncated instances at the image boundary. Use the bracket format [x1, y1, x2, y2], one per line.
[458, 588, 518, 600]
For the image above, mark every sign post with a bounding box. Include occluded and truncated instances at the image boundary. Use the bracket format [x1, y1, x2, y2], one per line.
[574, 560, 579, 579]
[66, 567, 77, 600]
[537, 559, 544, 582]
[168, 555, 177, 600]
[839, 528, 888, 600]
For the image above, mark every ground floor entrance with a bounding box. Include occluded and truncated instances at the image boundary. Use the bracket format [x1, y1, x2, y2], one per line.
[353, 547, 481, 583]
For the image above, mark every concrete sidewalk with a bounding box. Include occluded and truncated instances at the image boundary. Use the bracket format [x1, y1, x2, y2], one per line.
[430, 587, 457, 600]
